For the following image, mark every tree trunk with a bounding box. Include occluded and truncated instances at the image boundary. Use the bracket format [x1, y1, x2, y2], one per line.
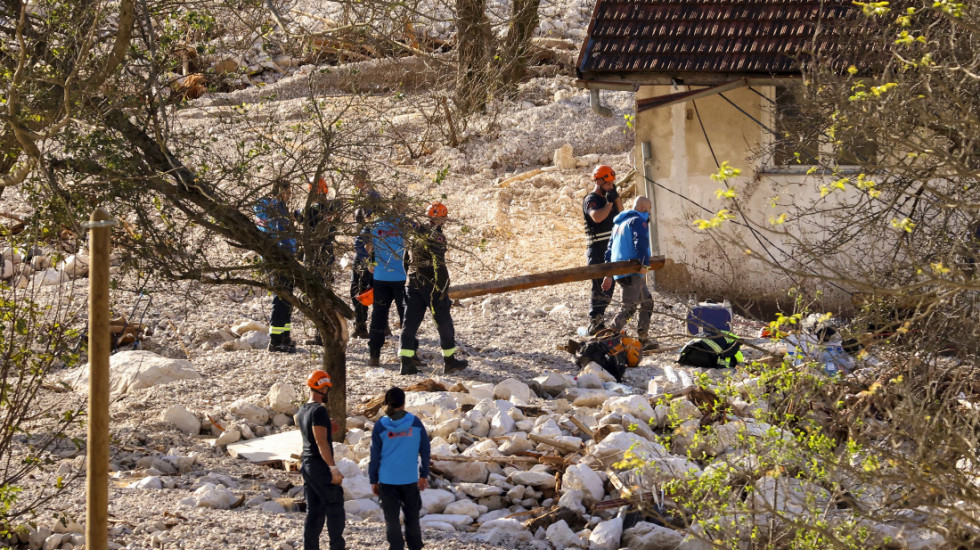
[454, 0, 494, 114]
[498, 0, 541, 90]
[322, 309, 349, 434]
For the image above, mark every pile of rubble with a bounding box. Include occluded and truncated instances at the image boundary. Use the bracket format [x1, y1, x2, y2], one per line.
[0, 246, 93, 288]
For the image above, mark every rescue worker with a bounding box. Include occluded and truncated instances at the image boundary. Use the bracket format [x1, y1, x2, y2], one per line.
[367, 213, 407, 367]
[298, 370, 346, 550]
[601, 196, 658, 349]
[302, 177, 338, 346]
[397, 202, 468, 375]
[255, 179, 297, 353]
[583, 164, 623, 335]
[349, 208, 372, 339]
[369, 387, 430, 550]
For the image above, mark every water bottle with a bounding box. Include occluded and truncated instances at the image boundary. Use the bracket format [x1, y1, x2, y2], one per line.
[576, 326, 589, 338]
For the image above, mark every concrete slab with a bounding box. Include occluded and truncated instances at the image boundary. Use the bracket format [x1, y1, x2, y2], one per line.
[227, 429, 301, 463]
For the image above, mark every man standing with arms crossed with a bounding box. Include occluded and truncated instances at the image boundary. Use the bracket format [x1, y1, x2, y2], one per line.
[298, 370, 345, 550]
[583, 164, 623, 335]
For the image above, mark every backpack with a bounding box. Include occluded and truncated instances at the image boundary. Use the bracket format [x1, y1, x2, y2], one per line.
[678, 334, 741, 369]
[574, 329, 641, 382]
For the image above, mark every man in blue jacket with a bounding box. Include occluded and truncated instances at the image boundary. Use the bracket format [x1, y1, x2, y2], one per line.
[602, 196, 657, 348]
[254, 179, 298, 353]
[369, 387, 430, 550]
[367, 215, 408, 366]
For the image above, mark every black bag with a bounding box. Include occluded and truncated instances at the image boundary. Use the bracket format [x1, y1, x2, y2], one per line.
[678, 335, 741, 369]
[574, 329, 628, 382]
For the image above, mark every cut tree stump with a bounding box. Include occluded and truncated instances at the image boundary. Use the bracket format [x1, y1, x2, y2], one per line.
[447, 258, 665, 300]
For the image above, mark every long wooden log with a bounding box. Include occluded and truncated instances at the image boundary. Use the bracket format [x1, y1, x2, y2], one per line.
[447, 257, 665, 300]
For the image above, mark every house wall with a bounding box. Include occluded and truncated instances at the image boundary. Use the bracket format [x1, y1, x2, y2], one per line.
[633, 85, 852, 313]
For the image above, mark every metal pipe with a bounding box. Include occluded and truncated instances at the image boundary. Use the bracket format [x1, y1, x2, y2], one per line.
[590, 88, 612, 118]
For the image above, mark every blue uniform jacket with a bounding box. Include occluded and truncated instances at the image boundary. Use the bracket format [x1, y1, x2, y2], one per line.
[369, 412, 430, 485]
[371, 219, 407, 282]
[254, 197, 297, 254]
[605, 210, 650, 280]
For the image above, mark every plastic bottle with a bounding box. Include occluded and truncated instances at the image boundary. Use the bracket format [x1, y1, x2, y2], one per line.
[576, 326, 589, 338]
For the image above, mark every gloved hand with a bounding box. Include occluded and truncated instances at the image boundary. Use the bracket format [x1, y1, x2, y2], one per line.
[605, 186, 619, 203]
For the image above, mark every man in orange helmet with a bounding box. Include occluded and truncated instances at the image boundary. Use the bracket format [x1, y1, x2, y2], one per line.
[298, 370, 346, 550]
[583, 164, 623, 335]
[397, 201, 468, 375]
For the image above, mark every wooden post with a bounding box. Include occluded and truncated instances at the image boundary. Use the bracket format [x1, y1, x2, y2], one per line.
[86, 208, 114, 550]
[447, 257, 665, 300]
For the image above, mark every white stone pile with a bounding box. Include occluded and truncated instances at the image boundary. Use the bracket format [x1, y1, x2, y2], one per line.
[0, 246, 93, 288]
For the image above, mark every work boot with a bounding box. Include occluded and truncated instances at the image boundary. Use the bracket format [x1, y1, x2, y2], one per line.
[444, 353, 468, 374]
[399, 355, 423, 375]
[638, 333, 660, 351]
[368, 350, 381, 367]
[351, 324, 369, 339]
[588, 319, 606, 336]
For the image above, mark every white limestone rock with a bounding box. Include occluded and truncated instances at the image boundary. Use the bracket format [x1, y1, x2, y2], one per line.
[229, 398, 270, 425]
[67, 351, 202, 395]
[444, 499, 481, 519]
[498, 432, 534, 455]
[623, 521, 685, 550]
[553, 143, 576, 170]
[589, 517, 624, 550]
[561, 463, 604, 503]
[162, 405, 200, 435]
[603, 395, 655, 423]
[268, 381, 298, 415]
[748, 475, 831, 516]
[420, 488, 455, 514]
[344, 498, 381, 519]
[405, 392, 459, 418]
[182, 483, 239, 509]
[509, 470, 556, 489]
[418, 513, 473, 527]
[343, 475, 376, 501]
[128, 476, 163, 490]
[489, 409, 518, 437]
[240, 330, 271, 350]
[493, 378, 534, 404]
[588, 431, 667, 468]
[533, 373, 575, 397]
[457, 482, 504, 499]
[564, 388, 618, 408]
[214, 427, 241, 446]
[546, 520, 586, 549]
[419, 519, 456, 532]
[58, 254, 89, 278]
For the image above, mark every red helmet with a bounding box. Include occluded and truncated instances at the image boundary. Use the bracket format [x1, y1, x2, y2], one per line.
[307, 369, 332, 391]
[426, 201, 448, 218]
[592, 164, 616, 183]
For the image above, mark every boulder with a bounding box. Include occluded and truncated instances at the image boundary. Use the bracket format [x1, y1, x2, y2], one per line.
[561, 463, 604, 503]
[215, 428, 241, 446]
[603, 395, 655, 423]
[342, 475, 375, 501]
[553, 143, 576, 170]
[580, 363, 616, 383]
[547, 520, 586, 549]
[576, 372, 603, 389]
[420, 488, 455, 514]
[468, 382, 495, 401]
[488, 410, 517, 437]
[229, 399, 270, 425]
[436, 457, 489, 483]
[162, 405, 200, 435]
[34, 268, 67, 286]
[240, 330, 270, 350]
[268, 381, 298, 414]
[456, 482, 504, 499]
[1, 258, 14, 279]
[344, 499, 381, 519]
[444, 499, 481, 519]
[564, 388, 617, 408]
[272, 413, 292, 427]
[419, 520, 456, 533]
[623, 521, 685, 550]
[258, 500, 286, 514]
[182, 483, 239, 509]
[748, 475, 830, 516]
[498, 433, 535, 455]
[533, 373, 575, 397]
[128, 476, 163, 490]
[477, 518, 534, 545]
[590, 517, 624, 550]
[509, 470, 556, 489]
[405, 392, 459, 418]
[587, 431, 667, 468]
[58, 254, 89, 278]
[67, 351, 202, 395]
[493, 378, 534, 404]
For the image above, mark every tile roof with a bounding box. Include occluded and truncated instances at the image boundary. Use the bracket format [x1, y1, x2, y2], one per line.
[578, 0, 854, 83]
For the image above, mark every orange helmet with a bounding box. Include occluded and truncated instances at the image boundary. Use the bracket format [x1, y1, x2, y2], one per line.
[307, 369, 332, 391]
[592, 164, 616, 183]
[314, 177, 329, 195]
[426, 201, 448, 218]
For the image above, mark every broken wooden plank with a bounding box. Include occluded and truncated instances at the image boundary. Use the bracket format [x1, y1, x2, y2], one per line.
[528, 433, 581, 453]
[448, 258, 665, 300]
[568, 415, 595, 440]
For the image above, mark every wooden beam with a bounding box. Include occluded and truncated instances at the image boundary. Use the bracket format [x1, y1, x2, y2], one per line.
[447, 257, 665, 300]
